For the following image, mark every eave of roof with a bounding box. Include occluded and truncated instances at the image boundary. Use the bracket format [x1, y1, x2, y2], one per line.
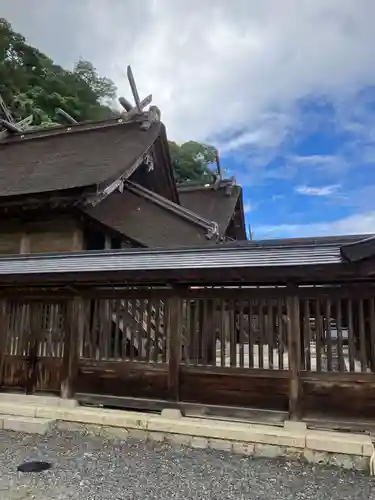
[0, 234, 369, 277]
[0, 118, 162, 198]
[340, 234, 375, 262]
[82, 182, 219, 247]
[178, 181, 242, 236]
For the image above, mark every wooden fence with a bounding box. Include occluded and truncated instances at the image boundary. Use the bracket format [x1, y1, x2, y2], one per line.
[1, 284, 375, 420]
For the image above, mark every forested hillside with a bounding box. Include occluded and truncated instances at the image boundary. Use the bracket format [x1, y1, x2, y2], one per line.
[0, 18, 217, 182]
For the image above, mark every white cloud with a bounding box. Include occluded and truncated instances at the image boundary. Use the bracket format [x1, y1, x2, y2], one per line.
[243, 202, 255, 214]
[256, 211, 375, 239]
[2, 0, 375, 152]
[295, 184, 340, 196]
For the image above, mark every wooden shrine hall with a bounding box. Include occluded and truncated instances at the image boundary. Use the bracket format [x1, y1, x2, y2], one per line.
[0, 67, 375, 429]
[0, 234, 375, 427]
[0, 67, 246, 256]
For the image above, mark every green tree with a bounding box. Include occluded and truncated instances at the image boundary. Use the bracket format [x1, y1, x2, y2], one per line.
[169, 140, 217, 183]
[0, 18, 115, 125]
[0, 18, 217, 183]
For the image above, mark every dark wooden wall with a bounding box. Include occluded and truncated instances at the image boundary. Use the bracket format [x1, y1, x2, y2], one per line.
[0, 216, 84, 254]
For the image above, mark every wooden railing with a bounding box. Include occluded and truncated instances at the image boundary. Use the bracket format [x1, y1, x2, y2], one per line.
[0, 284, 375, 419]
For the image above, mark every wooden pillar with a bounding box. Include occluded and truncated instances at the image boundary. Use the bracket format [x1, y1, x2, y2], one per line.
[198, 301, 204, 362]
[20, 233, 30, 254]
[72, 228, 84, 251]
[167, 296, 182, 402]
[287, 295, 302, 420]
[26, 303, 41, 395]
[206, 299, 216, 366]
[104, 234, 112, 250]
[61, 297, 84, 399]
[0, 300, 8, 388]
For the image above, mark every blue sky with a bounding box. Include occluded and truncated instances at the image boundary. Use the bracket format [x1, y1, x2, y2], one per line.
[2, 0, 375, 240]
[222, 89, 375, 238]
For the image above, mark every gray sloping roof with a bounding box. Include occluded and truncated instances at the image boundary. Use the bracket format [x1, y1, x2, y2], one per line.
[178, 185, 241, 235]
[0, 234, 368, 276]
[83, 190, 213, 247]
[340, 234, 375, 262]
[0, 119, 161, 197]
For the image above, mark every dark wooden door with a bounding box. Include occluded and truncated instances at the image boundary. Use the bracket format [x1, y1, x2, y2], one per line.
[0, 301, 66, 394]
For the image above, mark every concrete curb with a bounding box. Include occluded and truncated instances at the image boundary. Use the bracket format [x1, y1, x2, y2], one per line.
[0, 399, 373, 471]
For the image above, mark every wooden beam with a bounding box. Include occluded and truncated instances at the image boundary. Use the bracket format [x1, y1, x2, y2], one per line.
[72, 228, 84, 251]
[61, 298, 83, 398]
[0, 94, 14, 124]
[287, 295, 302, 420]
[127, 65, 142, 113]
[20, 233, 30, 254]
[167, 296, 182, 402]
[104, 234, 112, 250]
[26, 303, 41, 394]
[0, 300, 8, 388]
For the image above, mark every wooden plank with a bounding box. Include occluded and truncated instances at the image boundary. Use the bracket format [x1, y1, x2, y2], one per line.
[154, 299, 161, 362]
[287, 295, 302, 420]
[137, 299, 145, 360]
[146, 299, 152, 362]
[347, 298, 355, 372]
[315, 299, 322, 373]
[358, 299, 367, 371]
[181, 365, 289, 378]
[114, 299, 120, 359]
[0, 300, 8, 387]
[210, 299, 217, 367]
[239, 300, 245, 368]
[162, 300, 169, 363]
[369, 298, 375, 372]
[61, 298, 85, 398]
[325, 298, 332, 371]
[300, 371, 375, 382]
[76, 393, 288, 423]
[79, 359, 168, 372]
[26, 302, 42, 394]
[258, 300, 264, 369]
[6, 284, 375, 303]
[277, 299, 284, 370]
[248, 300, 254, 368]
[129, 299, 136, 360]
[220, 299, 226, 367]
[301, 377, 375, 419]
[267, 301, 274, 369]
[231, 301, 237, 367]
[19, 233, 30, 254]
[303, 299, 311, 370]
[335, 299, 345, 372]
[202, 300, 208, 364]
[167, 297, 182, 401]
[76, 362, 169, 399]
[179, 368, 289, 411]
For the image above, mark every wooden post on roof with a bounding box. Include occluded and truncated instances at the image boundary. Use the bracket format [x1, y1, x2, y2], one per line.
[0, 94, 14, 124]
[287, 293, 302, 420]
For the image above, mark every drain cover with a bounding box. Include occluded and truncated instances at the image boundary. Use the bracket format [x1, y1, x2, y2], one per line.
[17, 461, 52, 473]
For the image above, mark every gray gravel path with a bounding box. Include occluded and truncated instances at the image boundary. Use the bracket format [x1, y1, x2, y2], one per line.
[0, 430, 374, 500]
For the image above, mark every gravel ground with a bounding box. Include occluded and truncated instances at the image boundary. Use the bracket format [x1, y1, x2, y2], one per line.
[0, 430, 374, 500]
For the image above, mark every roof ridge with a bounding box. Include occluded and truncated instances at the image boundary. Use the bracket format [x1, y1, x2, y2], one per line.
[0, 115, 152, 146]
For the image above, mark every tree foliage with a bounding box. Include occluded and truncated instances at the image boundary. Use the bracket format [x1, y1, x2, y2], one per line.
[169, 140, 217, 183]
[0, 18, 116, 126]
[0, 18, 217, 182]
